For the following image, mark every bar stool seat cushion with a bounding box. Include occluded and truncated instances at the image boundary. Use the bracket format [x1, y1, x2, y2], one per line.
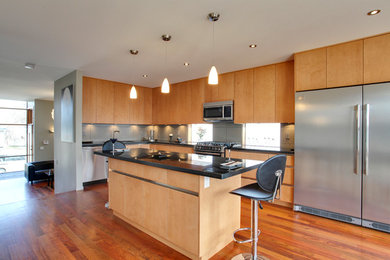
[230, 183, 274, 201]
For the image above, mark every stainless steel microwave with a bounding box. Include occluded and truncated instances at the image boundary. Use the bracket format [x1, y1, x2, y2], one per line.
[203, 101, 233, 122]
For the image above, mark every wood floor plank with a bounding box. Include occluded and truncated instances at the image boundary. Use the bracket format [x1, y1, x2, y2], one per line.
[1, 179, 390, 259]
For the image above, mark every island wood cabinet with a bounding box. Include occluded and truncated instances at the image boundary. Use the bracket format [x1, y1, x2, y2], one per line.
[82, 76, 152, 124]
[108, 159, 241, 260]
[150, 144, 194, 154]
[230, 150, 294, 208]
[295, 32, 390, 91]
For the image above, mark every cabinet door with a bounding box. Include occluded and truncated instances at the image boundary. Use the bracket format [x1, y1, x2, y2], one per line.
[205, 72, 234, 102]
[143, 87, 152, 124]
[114, 83, 130, 124]
[130, 86, 144, 124]
[234, 69, 254, 123]
[364, 33, 390, 84]
[190, 78, 205, 124]
[276, 61, 295, 123]
[82, 77, 97, 123]
[96, 79, 114, 124]
[327, 40, 363, 88]
[253, 65, 276, 123]
[152, 87, 161, 124]
[294, 48, 326, 91]
[175, 82, 191, 124]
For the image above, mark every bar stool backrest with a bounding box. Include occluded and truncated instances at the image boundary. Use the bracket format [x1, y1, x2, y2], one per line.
[256, 154, 287, 193]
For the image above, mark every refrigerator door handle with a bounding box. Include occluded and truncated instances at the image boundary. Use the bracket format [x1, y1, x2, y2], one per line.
[363, 104, 370, 175]
[353, 105, 361, 175]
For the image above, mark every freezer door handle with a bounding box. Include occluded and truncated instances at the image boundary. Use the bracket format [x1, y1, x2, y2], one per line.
[363, 104, 370, 175]
[353, 105, 361, 175]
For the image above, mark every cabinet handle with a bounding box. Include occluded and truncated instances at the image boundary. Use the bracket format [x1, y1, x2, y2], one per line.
[353, 105, 361, 175]
[363, 104, 370, 175]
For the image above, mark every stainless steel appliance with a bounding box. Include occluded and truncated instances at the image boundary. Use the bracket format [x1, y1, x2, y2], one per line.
[203, 101, 233, 122]
[294, 83, 390, 233]
[194, 142, 227, 156]
[82, 147, 108, 184]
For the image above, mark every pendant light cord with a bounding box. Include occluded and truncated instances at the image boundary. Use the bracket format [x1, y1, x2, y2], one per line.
[212, 21, 215, 65]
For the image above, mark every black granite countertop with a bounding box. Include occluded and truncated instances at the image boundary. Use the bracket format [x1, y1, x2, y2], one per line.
[84, 140, 293, 154]
[94, 148, 263, 179]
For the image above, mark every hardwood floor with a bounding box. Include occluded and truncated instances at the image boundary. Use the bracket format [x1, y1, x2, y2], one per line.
[0, 180, 389, 259]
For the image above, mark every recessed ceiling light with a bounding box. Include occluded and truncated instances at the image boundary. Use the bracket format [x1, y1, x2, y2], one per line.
[142, 74, 148, 78]
[249, 44, 257, 48]
[24, 63, 35, 70]
[129, 49, 139, 55]
[367, 9, 381, 16]
[184, 62, 190, 66]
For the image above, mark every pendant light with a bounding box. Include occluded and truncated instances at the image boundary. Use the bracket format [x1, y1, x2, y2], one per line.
[208, 12, 220, 85]
[129, 49, 138, 99]
[161, 34, 171, 94]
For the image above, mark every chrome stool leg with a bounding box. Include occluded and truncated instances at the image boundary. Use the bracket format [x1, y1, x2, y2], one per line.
[232, 200, 269, 260]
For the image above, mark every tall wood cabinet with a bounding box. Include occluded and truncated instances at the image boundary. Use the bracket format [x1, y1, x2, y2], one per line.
[253, 65, 276, 123]
[82, 77, 97, 123]
[96, 79, 114, 124]
[276, 61, 295, 123]
[234, 69, 254, 123]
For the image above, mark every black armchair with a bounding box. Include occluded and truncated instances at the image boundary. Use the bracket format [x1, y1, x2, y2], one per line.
[25, 160, 54, 184]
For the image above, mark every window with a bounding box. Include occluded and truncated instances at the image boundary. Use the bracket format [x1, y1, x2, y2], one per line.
[190, 124, 213, 143]
[245, 123, 280, 147]
[0, 100, 28, 174]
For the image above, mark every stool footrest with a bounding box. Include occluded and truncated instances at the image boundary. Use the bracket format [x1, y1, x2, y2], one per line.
[233, 227, 261, 244]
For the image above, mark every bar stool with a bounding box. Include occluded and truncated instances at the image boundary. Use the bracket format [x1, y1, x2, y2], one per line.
[230, 154, 287, 260]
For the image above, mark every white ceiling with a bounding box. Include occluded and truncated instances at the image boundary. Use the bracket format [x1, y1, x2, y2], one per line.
[0, 0, 389, 101]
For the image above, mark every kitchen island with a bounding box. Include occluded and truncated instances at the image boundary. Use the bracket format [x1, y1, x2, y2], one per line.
[95, 148, 262, 260]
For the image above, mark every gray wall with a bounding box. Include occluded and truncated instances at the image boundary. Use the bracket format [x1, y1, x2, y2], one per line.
[154, 125, 188, 142]
[54, 70, 83, 194]
[213, 122, 243, 143]
[33, 99, 54, 161]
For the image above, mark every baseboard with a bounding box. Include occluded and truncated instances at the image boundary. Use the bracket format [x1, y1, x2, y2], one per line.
[82, 178, 107, 187]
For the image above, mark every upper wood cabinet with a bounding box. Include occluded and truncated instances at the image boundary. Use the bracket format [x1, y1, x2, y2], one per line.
[82, 77, 152, 124]
[327, 40, 363, 88]
[276, 61, 294, 123]
[114, 83, 130, 124]
[253, 65, 276, 123]
[364, 33, 390, 84]
[96, 79, 114, 124]
[294, 48, 327, 91]
[204, 72, 234, 102]
[189, 78, 205, 124]
[234, 69, 254, 123]
[82, 77, 97, 123]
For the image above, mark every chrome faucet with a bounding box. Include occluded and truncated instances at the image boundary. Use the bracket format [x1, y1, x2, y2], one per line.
[111, 130, 120, 154]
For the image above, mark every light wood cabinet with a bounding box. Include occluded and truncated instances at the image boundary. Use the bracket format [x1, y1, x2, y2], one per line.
[114, 83, 130, 124]
[364, 33, 390, 84]
[150, 144, 193, 154]
[294, 48, 327, 91]
[205, 72, 235, 102]
[96, 79, 114, 124]
[83, 76, 152, 125]
[82, 77, 97, 123]
[253, 65, 276, 123]
[234, 69, 254, 123]
[327, 40, 363, 88]
[189, 78, 205, 124]
[276, 61, 295, 123]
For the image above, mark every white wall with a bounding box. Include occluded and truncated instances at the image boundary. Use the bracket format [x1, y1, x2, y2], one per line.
[33, 99, 54, 161]
[54, 70, 83, 194]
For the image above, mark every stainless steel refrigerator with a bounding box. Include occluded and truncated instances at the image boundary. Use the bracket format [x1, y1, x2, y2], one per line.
[294, 83, 390, 233]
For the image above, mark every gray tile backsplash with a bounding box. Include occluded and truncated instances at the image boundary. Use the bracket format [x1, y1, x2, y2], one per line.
[82, 124, 154, 143]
